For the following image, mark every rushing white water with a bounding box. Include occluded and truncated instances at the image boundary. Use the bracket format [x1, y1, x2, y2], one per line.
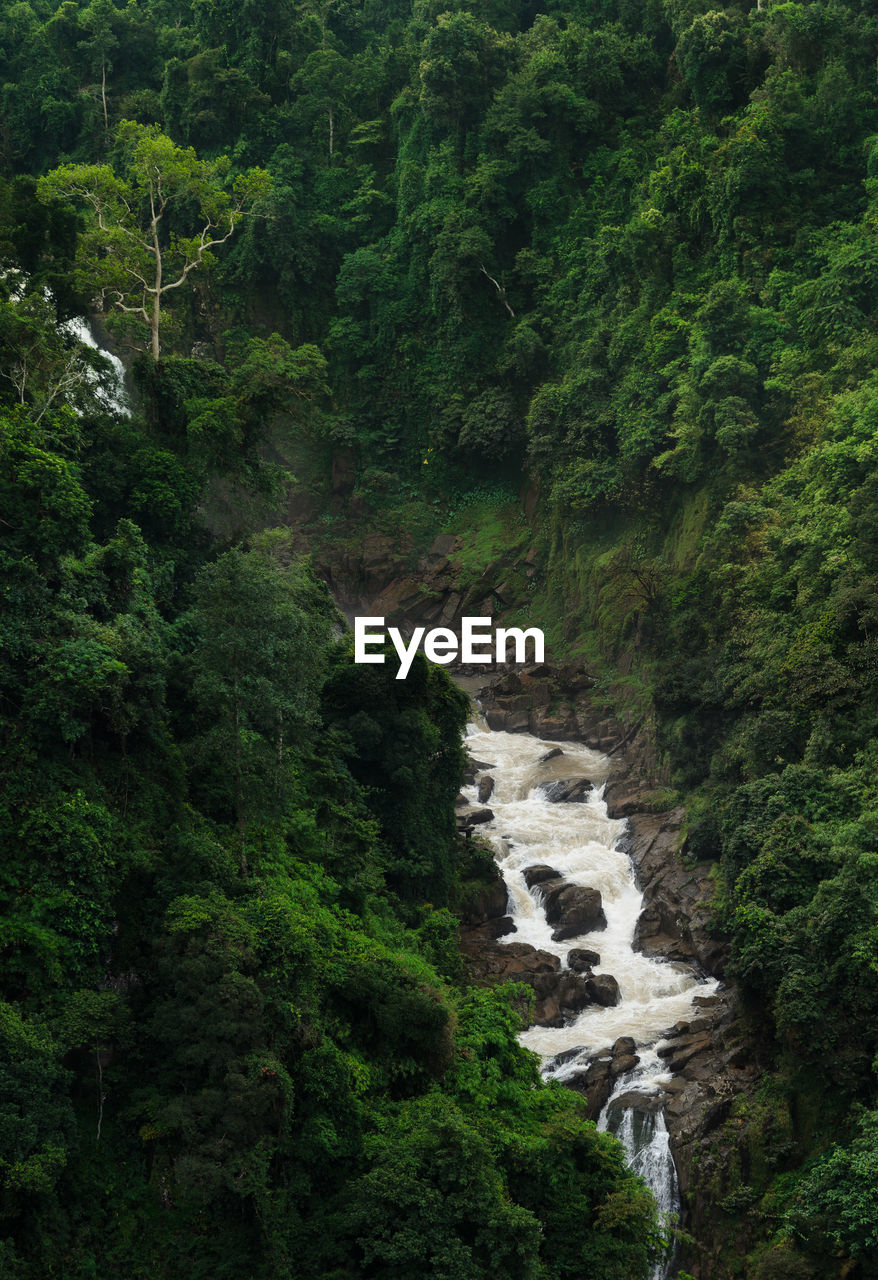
[1, 268, 130, 417]
[597, 1049, 682, 1280]
[60, 315, 131, 416]
[463, 724, 717, 1278]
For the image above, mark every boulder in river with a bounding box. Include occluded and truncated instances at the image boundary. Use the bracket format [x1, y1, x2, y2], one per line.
[585, 973, 621, 1007]
[477, 775, 495, 803]
[552, 972, 594, 1024]
[523, 864, 562, 889]
[610, 1053, 640, 1078]
[540, 880, 607, 941]
[567, 948, 601, 971]
[463, 757, 495, 784]
[456, 805, 494, 828]
[538, 778, 594, 803]
[539, 747, 564, 763]
[566, 1038, 642, 1119]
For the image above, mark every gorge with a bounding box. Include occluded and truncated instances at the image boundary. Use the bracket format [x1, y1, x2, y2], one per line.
[453, 667, 762, 1279]
[5, 1, 878, 1276]
[462, 718, 713, 1278]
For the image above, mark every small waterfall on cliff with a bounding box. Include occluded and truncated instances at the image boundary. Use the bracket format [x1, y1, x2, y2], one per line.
[463, 724, 717, 1278]
[60, 315, 131, 416]
[2, 270, 131, 417]
[597, 1050, 681, 1279]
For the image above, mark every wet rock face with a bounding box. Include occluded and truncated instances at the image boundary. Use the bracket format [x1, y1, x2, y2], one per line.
[540, 880, 607, 941]
[608, 1090, 664, 1117]
[462, 757, 495, 784]
[566, 1038, 642, 1119]
[620, 809, 729, 977]
[610, 1053, 640, 1077]
[522, 864, 561, 889]
[456, 805, 494, 831]
[585, 973, 620, 1007]
[641, 990, 768, 1277]
[537, 778, 594, 803]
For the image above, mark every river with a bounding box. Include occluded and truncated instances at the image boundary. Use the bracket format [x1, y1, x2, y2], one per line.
[462, 721, 718, 1279]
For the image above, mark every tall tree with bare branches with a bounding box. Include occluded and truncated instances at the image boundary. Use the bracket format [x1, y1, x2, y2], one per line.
[38, 122, 270, 359]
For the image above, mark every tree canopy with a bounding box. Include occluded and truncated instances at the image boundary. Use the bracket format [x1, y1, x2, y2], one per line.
[38, 122, 270, 357]
[5, 0, 878, 1275]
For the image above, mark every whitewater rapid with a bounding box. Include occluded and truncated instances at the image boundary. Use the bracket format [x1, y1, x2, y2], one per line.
[462, 723, 718, 1277]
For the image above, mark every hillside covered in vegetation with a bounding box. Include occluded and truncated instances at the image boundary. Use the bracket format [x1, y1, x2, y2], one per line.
[4, 0, 878, 1277]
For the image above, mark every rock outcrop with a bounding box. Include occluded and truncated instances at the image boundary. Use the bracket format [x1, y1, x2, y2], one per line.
[615, 813, 727, 977]
[563, 1037, 642, 1118]
[456, 804, 494, 832]
[585, 972, 620, 1006]
[520, 864, 557, 888]
[537, 777, 594, 803]
[460, 940, 594, 1027]
[539, 879, 607, 941]
[457, 861, 514, 942]
[651, 991, 765, 1273]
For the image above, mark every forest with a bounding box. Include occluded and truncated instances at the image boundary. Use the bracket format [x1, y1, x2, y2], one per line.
[3, 0, 878, 1276]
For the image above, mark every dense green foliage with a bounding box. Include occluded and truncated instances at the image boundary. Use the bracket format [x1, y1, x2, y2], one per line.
[7, 0, 878, 1274]
[0, 305, 658, 1276]
[0, 5, 667, 1272]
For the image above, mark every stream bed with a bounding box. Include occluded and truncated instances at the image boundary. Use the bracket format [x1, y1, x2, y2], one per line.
[463, 722, 718, 1278]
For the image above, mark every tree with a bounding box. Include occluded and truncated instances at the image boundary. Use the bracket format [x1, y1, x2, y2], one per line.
[185, 535, 332, 871]
[37, 122, 271, 359]
[77, 0, 120, 136]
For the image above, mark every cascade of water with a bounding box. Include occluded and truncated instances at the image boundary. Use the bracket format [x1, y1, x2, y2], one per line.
[462, 724, 716, 1277]
[60, 315, 131, 416]
[2, 270, 131, 417]
[598, 1051, 681, 1280]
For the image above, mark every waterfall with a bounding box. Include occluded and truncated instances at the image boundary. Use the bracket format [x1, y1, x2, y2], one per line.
[463, 723, 716, 1278]
[1, 268, 131, 417]
[598, 1053, 681, 1280]
[60, 315, 131, 416]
